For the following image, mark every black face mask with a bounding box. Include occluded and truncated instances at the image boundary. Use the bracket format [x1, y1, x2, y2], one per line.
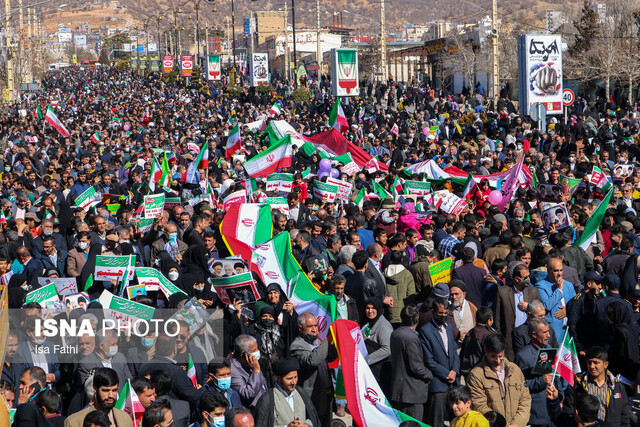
[434, 314, 448, 326]
[261, 318, 275, 328]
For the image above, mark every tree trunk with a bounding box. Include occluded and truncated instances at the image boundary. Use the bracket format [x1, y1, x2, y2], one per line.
[629, 74, 633, 107]
[606, 75, 610, 102]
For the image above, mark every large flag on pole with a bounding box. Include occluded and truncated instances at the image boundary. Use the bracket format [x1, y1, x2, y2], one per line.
[573, 187, 613, 251]
[244, 135, 293, 178]
[149, 157, 162, 191]
[329, 99, 349, 133]
[226, 123, 242, 160]
[462, 172, 477, 200]
[220, 204, 273, 263]
[330, 319, 430, 427]
[552, 330, 581, 386]
[45, 106, 70, 137]
[115, 379, 145, 426]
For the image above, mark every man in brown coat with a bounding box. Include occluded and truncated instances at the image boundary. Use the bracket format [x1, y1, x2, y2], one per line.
[467, 334, 531, 427]
[494, 265, 540, 360]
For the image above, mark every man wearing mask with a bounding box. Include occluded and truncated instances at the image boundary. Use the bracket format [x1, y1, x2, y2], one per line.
[229, 335, 267, 408]
[205, 359, 242, 409]
[77, 329, 132, 391]
[419, 298, 460, 427]
[150, 223, 188, 266]
[66, 231, 91, 278]
[192, 391, 229, 427]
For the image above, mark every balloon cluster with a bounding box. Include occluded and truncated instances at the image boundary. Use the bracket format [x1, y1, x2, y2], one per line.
[318, 158, 339, 179]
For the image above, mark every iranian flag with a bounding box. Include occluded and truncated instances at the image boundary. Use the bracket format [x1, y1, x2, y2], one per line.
[329, 99, 349, 133]
[552, 330, 581, 386]
[462, 172, 477, 200]
[226, 124, 241, 160]
[354, 186, 366, 208]
[159, 153, 172, 187]
[187, 354, 197, 386]
[251, 232, 337, 339]
[149, 157, 163, 191]
[268, 102, 282, 117]
[574, 187, 613, 251]
[0, 210, 7, 227]
[372, 180, 391, 200]
[115, 379, 145, 426]
[65, 93, 76, 104]
[45, 107, 70, 137]
[91, 132, 100, 143]
[331, 319, 429, 427]
[390, 123, 399, 136]
[220, 204, 273, 264]
[392, 176, 403, 196]
[589, 166, 611, 191]
[364, 157, 382, 173]
[405, 159, 450, 180]
[244, 135, 293, 178]
[34, 105, 43, 120]
[196, 140, 209, 169]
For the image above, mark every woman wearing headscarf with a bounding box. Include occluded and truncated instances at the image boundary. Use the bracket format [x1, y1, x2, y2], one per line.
[159, 252, 182, 285]
[264, 283, 298, 357]
[182, 245, 211, 279]
[607, 301, 640, 389]
[361, 297, 393, 394]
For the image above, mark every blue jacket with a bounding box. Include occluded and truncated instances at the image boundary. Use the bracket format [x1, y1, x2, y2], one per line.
[515, 343, 564, 425]
[418, 319, 460, 393]
[68, 182, 91, 199]
[534, 277, 576, 340]
[356, 228, 374, 251]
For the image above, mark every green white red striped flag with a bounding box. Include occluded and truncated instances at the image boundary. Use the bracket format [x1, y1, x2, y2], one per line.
[268, 102, 282, 117]
[251, 231, 337, 339]
[225, 124, 241, 160]
[91, 132, 100, 143]
[552, 330, 581, 386]
[115, 379, 144, 426]
[45, 106, 70, 137]
[244, 135, 293, 178]
[34, 105, 43, 120]
[354, 186, 366, 209]
[573, 187, 613, 251]
[220, 204, 273, 263]
[329, 98, 348, 133]
[330, 319, 430, 427]
[462, 172, 477, 200]
[187, 353, 197, 386]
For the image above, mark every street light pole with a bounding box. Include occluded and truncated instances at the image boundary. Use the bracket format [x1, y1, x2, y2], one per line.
[231, 0, 236, 68]
[195, 0, 200, 66]
[291, 0, 297, 87]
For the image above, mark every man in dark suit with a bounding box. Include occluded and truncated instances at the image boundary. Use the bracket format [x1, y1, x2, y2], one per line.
[365, 243, 387, 295]
[25, 219, 68, 255]
[37, 236, 67, 275]
[494, 264, 540, 360]
[17, 246, 44, 288]
[390, 304, 432, 421]
[139, 334, 204, 408]
[287, 192, 310, 227]
[77, 329, 132, 391]
[512, 300, 559, 356]
[15, 318, 60, 386]
[419, 298, 460, 427]
[11, 366, 52, 426]
[150, 370, 191, 427]
[345, 250, 390, 320]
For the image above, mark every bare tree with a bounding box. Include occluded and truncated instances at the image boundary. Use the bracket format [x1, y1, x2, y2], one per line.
[442, 28, 488, 91]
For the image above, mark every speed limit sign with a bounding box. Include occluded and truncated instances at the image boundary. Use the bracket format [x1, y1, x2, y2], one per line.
[562, 88, 575, 106]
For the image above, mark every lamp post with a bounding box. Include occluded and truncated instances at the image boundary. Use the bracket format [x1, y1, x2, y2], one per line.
[291, 0, 297, 86]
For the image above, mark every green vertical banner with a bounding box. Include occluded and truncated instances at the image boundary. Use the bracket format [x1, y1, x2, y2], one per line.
[331, 48, 359, 97]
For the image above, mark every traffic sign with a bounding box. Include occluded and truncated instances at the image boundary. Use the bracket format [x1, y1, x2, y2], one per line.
[562, 88, 575, 106]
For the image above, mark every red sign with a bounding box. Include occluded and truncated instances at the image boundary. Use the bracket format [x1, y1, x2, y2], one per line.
[562, 88, 575, 106]
[162, 55, 173, 74]
[181, 55, 193, 77]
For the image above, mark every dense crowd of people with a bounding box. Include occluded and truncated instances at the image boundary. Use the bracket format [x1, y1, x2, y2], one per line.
[0, 65, 638, 427]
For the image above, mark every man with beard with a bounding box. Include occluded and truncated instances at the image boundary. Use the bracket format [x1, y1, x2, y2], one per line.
[1, 330, 28, 389]
[64, 367, 133, 427]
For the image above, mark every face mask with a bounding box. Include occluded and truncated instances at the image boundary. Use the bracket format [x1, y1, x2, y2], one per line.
[496, 147, 502, 152]
[8, 196, 15, 202]
[79, 242, 89, 250]
[194, 285, 205, 292]
[215, 376, 231, 391]
[261, 318, 275, 328]
[168, 233, 177, 242]
[43, 229, 53, 236]
[250, 350, 261, 361]
[141, 338, 155, 349]
[517, 145, 523, 150]
[434, 314, 448, 326]
[207, 414, 225, 427]
[168, 271, 179, 281]
[4, 167, 10, 172]
[106, 345, 119, 357]
[569, 156, 575, 162]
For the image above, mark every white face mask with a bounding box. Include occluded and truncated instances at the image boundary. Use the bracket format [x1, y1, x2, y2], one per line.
[168, 271, 179, 281]
[105, 345, 118, 358]
[78, 241, 89, 250]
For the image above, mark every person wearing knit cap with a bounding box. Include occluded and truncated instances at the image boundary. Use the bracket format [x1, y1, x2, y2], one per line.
[254, 357, 320, 427]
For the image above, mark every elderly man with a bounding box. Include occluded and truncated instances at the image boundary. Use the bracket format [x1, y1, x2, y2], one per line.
[290, 312, 335, 426]
[230, 335, 267, 408]
[150, 222, 188, 265]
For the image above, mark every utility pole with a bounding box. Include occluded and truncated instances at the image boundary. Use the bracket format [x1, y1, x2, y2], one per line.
[284, 4, 289, 81]
[195, 0, 200, 66]
[6, 0, 14, 101]
[291, 0, 297, 86]
[380, 0, 387, 81]
[491, 0, 499, 102]
[316, 0, 321, 77]
[231, 0, 236, 68]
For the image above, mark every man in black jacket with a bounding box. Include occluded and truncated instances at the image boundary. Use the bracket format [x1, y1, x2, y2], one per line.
[389, 304, 432, 421]
[345, 250, 390, 320]
[559, 346, 630, 426]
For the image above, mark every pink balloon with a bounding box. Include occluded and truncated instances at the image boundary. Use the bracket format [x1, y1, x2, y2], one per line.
[488, 190, 502, 205]
[123, 124, 130, 131]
